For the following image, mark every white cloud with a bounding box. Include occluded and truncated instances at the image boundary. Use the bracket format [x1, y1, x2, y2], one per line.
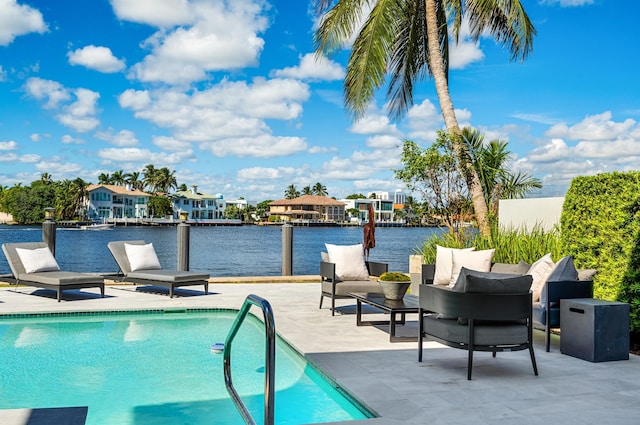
[35, 159, 82, 174]
[237, 166, 299, 181]
[118, 89, 151, 110]
[539, 0, 594, 7]
[153, 135, 191, 151]
[407, 99, 442, 141]
[25, 79, 101, 132]
[128, 0, 269, 85]
[57, 88, 100, 132]
[272, 53, 345, 81]
[545, 111, 636, 141]
[200, 135, 307, 158]
[366, 135, 402, 149]
[0, 0, 47, 46]
[95, 129, 139, 147]
[119, 78, 310, 158]
[0, 65, 7, 81]
[110, 0, 193, 27]
[25, 77, 70, 109]
[97, 147, 191, 164]
[61, 135, 84, 144]
[448, 19, 484, 69]
[308, 145, 338, 154]
[350, 114, 401, 136]
[68, 45, 126, 73]
[19, 154, 40, 163]
[575, 138, 640, 159]
[0, 140, 17, 150]
[528, 138, 572, 162]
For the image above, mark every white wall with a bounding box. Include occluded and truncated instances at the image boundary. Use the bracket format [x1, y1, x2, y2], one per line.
[498, 197, 565, 232]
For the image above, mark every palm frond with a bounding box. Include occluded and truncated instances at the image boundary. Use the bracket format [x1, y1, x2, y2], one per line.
[464, 0, 536, 62]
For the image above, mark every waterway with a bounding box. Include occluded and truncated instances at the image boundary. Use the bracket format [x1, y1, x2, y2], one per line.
[0, 225, 442, 276]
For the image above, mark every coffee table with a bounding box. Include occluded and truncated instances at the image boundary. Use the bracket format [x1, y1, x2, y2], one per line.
[349, 292, 420, 342]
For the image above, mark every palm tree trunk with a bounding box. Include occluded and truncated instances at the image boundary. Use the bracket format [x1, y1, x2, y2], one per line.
[424, 0, 490, 236]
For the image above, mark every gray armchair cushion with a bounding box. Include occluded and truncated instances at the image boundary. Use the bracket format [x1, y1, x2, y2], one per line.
[424, 314, 529, 345]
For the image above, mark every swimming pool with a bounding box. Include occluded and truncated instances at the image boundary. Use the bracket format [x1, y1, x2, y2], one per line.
[0, 309, 373, 424]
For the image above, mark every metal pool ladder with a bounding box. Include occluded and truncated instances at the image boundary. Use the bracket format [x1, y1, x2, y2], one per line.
[224, 294, 276, 425]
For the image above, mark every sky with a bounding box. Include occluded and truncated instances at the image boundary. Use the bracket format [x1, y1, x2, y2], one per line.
[1, 0, 639, 203]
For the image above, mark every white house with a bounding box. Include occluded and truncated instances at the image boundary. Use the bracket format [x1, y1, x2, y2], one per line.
[340, 198, 395, 222]
[86, 184, 150, 219]
[172, 186, 225, 220]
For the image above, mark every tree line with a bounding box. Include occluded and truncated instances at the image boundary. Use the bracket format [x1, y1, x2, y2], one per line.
[0, 164, 178, 224]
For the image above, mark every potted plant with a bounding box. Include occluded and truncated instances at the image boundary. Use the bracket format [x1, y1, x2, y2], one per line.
[378, 272, 411, 300]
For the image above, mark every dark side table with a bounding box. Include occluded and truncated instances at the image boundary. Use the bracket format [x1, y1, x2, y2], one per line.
[560, 298, 630, 362]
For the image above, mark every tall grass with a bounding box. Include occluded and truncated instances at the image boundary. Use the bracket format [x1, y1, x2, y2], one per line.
[415, 224, 563, 264]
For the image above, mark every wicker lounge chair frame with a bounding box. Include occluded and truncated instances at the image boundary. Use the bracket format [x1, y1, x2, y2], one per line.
[2, 242, 105, 302]
[107, 240, 209, 298]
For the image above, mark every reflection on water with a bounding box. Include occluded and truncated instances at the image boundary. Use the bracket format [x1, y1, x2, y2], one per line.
[0, 225, 441, 276]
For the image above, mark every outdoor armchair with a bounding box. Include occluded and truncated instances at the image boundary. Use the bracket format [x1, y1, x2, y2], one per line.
[418, 269, 538, 380]
[320, 260, 388, 313]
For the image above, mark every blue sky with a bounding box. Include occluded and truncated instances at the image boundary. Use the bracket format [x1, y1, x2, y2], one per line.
[1, 0, 638, 203]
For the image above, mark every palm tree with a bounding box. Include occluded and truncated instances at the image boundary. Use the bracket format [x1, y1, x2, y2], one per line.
[314, 0, 535, 235]
[142, 164, 158, 192]
[302, 185, 313, 195]
[111, 170, 126, 186]
[98, 173, 111, 185]
[40, 173, 52, 185]
[155, 167, 177, 193]
[285, 184, 300, 200]
[312, 182, 328, 196]
[462, 127, 541, 215]
[127, 171, 144, 191]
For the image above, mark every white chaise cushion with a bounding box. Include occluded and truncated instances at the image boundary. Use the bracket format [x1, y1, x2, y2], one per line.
[325, 243, 369, 281]
[433, 245, 475, 285]
[15, 247, 60, 274]
[125, 242, 162, 272]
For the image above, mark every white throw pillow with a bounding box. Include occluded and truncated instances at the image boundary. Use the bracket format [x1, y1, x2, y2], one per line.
[125, 243, 162, 272]
[433, 245, 475, 285]
[527, 253, 555, 302]
[325, 243, 370, 281]
[15, 247, 60, 274]
[449, 248, 495, 287]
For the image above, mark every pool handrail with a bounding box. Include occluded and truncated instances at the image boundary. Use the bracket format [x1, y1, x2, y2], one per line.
[223, 294, 276, 425]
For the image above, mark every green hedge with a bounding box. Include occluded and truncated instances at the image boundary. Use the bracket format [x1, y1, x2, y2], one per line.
[561, 171, 640, 334]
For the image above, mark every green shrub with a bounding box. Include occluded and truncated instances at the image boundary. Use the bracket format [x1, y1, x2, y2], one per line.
[561, 171, 640, 334]
[414, 225, 562, 265]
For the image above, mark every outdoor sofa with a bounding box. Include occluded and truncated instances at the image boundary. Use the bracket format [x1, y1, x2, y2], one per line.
[421, 258, 596, 351]
[2, 242, 105, 302]
[107, 240, 209, 298]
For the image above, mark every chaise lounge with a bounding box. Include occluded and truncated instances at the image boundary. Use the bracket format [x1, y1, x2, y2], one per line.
[2, 242, 105, 302]
[108, 240, 209, 298]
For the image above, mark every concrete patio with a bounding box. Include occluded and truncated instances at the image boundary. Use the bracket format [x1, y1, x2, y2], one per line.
[1, 281, 638, 425]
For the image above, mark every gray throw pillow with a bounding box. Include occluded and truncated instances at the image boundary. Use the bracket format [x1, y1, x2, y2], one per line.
[452, 267, 528, 293]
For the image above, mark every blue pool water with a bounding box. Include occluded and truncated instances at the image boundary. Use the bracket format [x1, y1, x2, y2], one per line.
[0, 310, 372, 424]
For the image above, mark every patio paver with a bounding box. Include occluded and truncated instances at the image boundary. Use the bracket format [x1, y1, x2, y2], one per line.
[1, 282, 638, 424]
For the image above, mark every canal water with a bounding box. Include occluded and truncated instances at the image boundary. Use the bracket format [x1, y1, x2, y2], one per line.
[0, 225, 442, 276]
